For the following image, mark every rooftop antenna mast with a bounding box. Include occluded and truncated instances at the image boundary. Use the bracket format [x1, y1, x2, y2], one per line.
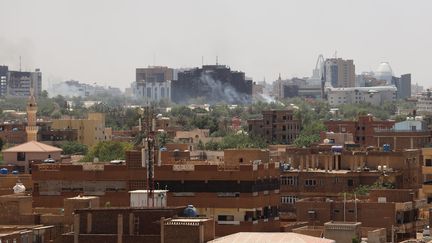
[142, 106, 157, 207]
[19, 56, 22, 71]
[216, 56, 218, 65]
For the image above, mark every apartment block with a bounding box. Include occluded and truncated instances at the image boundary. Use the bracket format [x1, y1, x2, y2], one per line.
[51, 113, 112, 147]
[248, 109, 301, 144]
[296, 189, 427, 241]
[32, 149, 280, 236]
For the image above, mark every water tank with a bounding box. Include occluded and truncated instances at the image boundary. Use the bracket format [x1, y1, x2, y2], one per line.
[13, 182, 26, 193]
[0, 168, 8, 175]
[12, 170, 18, 175]
[383, 144, 391, 152]
[183, 205, 198, 217]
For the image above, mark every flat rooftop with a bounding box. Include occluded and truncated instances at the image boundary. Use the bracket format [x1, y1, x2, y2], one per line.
[209, 232, 335, 243]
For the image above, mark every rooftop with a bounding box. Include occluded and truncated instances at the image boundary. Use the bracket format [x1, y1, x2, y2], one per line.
[2, 141, 62, 153]
[209, 232, 335, 243]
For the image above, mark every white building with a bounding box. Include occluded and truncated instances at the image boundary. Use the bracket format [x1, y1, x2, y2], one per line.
[132, 81, 171, 104]
[417, 90, 432, 115]
[374, 62, 394, 85]
[326, 86, 397, 107]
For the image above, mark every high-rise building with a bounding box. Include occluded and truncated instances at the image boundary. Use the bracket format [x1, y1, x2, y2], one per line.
[391, 74, 411, 100]
[4, 69, 42, 97]
[171, 64, 253, 104]
[0, 65, 8, 96]
[323, 58, 355, 88]
[135, 66, 173, 83]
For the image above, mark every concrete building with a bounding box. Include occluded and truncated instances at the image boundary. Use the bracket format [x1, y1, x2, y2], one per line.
[131, 80, 171, 104]
[136, 66, 174, 83]
[171, 64, 253, 104]
[0, 65, 8, 96]
[324, 115, 395, 146]
[392, 74, 412, 99]
[247, 109, 301, 144]
[5, 69, 42, 97]
[2, 140, 62, 172]
[326, 85, 397, 106]
[416, 90, 432, 115]
[277, 146, 422, 219]
[422, 148, 432, 204]
[374, 62, 394, 85]
[50, 80, 122, 98]
[296, 189, 426, 241]
[324, 58, 355, 88]
[51, 113, 112, 147]
[32, 149, 281, 236]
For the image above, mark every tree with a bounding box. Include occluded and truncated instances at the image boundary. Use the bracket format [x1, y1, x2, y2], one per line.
[156, 132, 171, 148]
[81, 141, 133, 162]
[61, 141, 88, 155]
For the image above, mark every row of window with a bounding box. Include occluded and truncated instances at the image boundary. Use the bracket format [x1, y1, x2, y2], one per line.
[281, 177, 354, 187]
[281, 195, 298, 204]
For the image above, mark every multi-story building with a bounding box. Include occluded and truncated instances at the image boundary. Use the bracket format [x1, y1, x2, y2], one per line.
[392, 74, 412, 99]
[131, 80, 171, 104]
[0, 65, 8, 96]
[247, 109, 301, 144]
[422, 148, 432, 203]
[416, 89, 432, 115]
[32, 149, 280, 236]
[373, 118, 431, 150]
[324, 115, 395, 146]
[5, 69, 42, 97]
[136, 66, 173, 83]
[171, 64, 253, 104]
[324, 58, 355, 88]
[51, 113, 112, 147]
[325, 115, 432, 150]
[296, 189, 427, 241]
[326, 85, 397, 106]
[277, 146, 422, 218]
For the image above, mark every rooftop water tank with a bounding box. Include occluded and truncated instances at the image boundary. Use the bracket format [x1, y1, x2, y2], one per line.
[383, 144, 391, 152]
[183, 205, 198, 217]
[0, 168, 8, 175]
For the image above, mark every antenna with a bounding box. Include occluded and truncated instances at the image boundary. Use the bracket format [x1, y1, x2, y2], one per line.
[202, 56, 204, 66]
[216, 56, 218, 65]
[333, 51, 337, 58]
[19, 56, 22, 71]
[153, 53, 156, 66]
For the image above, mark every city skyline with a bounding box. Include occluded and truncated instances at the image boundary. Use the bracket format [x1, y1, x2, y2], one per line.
[1, 0, 431, 90]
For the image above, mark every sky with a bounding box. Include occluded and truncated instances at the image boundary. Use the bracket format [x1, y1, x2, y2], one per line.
[1, 0, 431, 90]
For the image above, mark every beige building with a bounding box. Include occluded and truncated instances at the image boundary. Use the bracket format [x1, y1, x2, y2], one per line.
[2, 140, 62, 172]
[324, 58, 355, 88]
[51, 113, 112, 147]
[422, 148, 432, 204]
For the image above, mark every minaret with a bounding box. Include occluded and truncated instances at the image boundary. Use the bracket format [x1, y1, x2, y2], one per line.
[26, 89, 38, 142]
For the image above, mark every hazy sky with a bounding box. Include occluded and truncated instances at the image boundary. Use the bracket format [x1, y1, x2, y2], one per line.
[1, 0, 431, 90]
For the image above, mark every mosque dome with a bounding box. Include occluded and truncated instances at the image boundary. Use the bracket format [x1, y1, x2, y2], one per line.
[374, 62, 394, 84]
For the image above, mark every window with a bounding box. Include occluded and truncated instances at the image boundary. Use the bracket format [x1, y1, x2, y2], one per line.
[283, 116, 287, 120]
[281, 176, 298, 185]
[218, 215, 234, 221]
[426, 159, 432, 167]
[347, 179, 354, 187]
[282, 125, 286, 131]
[333, 209, 340, 213]
[281, 195, 298, 204]
[17, 152, 26, 161]
[305, 179, 317, 186]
